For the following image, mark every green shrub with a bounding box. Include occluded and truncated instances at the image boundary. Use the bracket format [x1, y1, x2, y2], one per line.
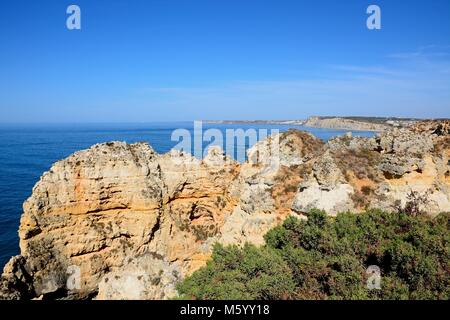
[177, 210, 450, 300]
[177, 243, 295, 300]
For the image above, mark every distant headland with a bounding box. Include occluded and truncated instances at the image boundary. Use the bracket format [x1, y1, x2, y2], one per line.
[204, 116, 445, 132]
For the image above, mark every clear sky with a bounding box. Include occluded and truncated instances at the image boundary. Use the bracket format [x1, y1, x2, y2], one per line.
[0, 0, 449, 123]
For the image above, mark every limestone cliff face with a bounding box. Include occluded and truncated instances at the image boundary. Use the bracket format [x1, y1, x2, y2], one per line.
[1, 121, 449, 300]
[292, 121, 450, 216]
[1, 143, 240, 299]
[303, 116, 391, 131]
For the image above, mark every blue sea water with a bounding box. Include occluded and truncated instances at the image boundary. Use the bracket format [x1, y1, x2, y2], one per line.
[0, 122, 375, 268]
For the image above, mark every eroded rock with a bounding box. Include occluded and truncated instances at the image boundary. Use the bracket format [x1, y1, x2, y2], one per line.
[1, 121, 449, 300]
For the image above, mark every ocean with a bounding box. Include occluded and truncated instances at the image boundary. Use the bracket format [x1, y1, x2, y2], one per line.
[0, 122, 375, 268]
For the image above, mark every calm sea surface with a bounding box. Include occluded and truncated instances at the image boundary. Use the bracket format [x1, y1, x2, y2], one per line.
[0, 122, 375, 267]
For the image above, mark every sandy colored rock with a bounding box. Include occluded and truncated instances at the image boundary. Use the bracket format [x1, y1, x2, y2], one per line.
[1, 120, 449, 300]
[96, 254, 180, 300]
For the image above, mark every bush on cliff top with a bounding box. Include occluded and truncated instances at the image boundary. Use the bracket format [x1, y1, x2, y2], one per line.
[177, 209, 450, 300]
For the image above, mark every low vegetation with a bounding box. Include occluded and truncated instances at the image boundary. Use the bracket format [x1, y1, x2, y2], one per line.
[177, 209, 450, 300]
[281, 129, 325, 157]
[333, 148, 382, 182]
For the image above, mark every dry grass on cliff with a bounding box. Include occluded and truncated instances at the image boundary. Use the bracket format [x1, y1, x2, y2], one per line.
[332, 148, 382, 210]
[332, 148, 382, 183]
[351, 189, 373, 210]
[281, 129, 325, 156]
[272, 163, 313, 216]
[433, 136, 450, 157]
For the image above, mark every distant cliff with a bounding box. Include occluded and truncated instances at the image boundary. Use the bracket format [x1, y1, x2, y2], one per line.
[302, 116, 419, 131]
[205, 116, 422, 131]
[1, 120, 449, 300]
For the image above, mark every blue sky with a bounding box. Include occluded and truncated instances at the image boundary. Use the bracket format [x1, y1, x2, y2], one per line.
[0, 0, 449, 123]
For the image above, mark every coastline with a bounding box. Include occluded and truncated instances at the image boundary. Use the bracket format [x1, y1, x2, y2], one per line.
[1, 120, 449, 300]
[203, 116, 432, 132]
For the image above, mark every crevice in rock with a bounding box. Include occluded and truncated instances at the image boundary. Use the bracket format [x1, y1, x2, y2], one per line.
[70, 243, 109, 258]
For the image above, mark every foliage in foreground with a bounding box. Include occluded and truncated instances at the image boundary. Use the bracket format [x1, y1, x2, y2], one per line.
[177, 209, 450, 300]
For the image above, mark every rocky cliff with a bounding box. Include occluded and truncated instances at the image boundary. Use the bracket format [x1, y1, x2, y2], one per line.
[301, 116, 423, 131]
[1, 121, 449, 300]
[302, 116, 392, 131]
